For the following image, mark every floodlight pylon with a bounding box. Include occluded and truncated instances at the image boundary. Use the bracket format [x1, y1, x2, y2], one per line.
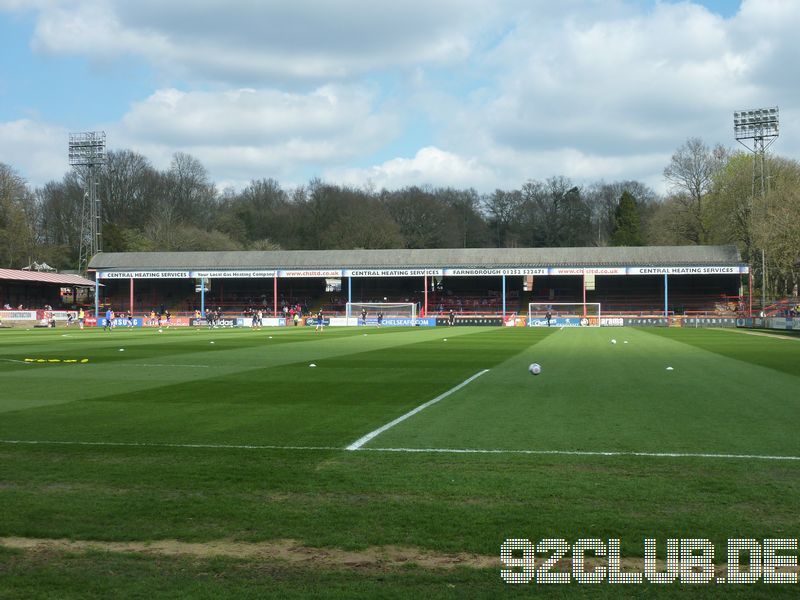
[70, 131, 107, 272]
[733, 107, 778, 309]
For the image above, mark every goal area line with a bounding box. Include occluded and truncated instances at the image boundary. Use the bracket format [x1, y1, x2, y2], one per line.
[1, 439, 798, 462]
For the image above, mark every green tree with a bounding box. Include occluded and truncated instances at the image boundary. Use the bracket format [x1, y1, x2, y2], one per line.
[611, 191, 643, 246]
[585, 181, 657, 246]
[704, 153, 756, 260]
[218, 178, 291, 245]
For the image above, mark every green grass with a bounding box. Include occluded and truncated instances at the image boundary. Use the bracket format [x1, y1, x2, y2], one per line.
[372, 327, 800, 454]
[0, 325, 799, 597]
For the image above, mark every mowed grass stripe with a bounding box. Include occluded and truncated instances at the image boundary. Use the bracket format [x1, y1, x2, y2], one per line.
[643, 326, 800, 377]
[0, 326, 431, 366]
[0, 328, 551, 447]
[0, 326, 481, 414]
[371, 327, 800, 456]
[0, 326, 421, 374]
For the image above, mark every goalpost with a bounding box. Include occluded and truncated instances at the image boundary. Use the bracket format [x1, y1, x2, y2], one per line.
[346, 302, 418, 325]
[528, 302, 601, 327]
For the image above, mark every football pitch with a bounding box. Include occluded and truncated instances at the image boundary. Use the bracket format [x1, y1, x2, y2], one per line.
[1, 325, 799, 598]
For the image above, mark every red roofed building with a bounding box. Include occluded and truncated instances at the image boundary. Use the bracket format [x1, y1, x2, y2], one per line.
[0, 268, 96, 310]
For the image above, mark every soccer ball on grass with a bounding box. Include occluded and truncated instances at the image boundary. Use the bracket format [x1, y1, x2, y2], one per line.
[528, 363, 541, 376]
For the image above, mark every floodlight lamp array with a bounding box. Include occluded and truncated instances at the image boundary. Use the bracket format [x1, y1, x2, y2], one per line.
[733, 107, 779, 140]
[68, 131, 107, 166]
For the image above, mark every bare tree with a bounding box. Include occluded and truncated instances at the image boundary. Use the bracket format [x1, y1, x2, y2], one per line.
[484, 188, 523, 247]
[0, 163, 37, 268]
[165, 152, 218, 227]
[383, 186, 457, 248]
[516, 177, 592, 247]
[438, 187, 488, 248]
[100, 150, 160, 227]
[663, 138, 727, 244]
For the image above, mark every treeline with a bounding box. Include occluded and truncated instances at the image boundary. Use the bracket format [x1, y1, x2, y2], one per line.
[1, 138, 798, 296]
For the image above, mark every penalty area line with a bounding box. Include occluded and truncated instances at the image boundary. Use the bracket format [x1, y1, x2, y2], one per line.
[345, 369, 490, 451]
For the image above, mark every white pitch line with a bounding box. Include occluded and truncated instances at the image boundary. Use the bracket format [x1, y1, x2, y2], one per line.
[0, 439, 337, 451]
[1, 439, 799, 462]
[345, 369, 490, 451]
[361, 447, 800, 462]
[2, 361, 210, 368]
[127, 363, 210, 368]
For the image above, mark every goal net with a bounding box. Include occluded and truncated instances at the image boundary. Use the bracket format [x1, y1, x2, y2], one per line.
[346, 302, 417, 325]
[528, 303, 601, 327]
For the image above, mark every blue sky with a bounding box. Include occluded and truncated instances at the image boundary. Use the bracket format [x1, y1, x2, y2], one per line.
[1, 0, 798, 193]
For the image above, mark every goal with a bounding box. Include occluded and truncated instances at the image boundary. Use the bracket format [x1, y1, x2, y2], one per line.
[528, 302, 601, 327]
[346, 302, 418, 325]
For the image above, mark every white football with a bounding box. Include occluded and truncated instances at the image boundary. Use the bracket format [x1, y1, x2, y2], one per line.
[529, 363, 541, 375]
[611, 339, 617, 344]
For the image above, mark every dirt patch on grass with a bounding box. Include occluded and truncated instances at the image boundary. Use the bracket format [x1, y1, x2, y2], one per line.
[0, 537, 499, 570]
[725, 329, 800, 341]
[3, 537, 798, 576]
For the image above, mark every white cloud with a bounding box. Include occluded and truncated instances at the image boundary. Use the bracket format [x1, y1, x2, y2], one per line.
[29, 1, 169, 63]
[484, 146, 672, 192]
[23, 0, 492, 82]
[0, 0, 58, 10]
[120, 86, 392, 146]
[3, 1, 800, 193]
[327, 147, 496, 190]
[0, 119, 68, 185]
[415, 0, 800, 190]
[109, 84, 399, 184]
[475, 3, 747, 154]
